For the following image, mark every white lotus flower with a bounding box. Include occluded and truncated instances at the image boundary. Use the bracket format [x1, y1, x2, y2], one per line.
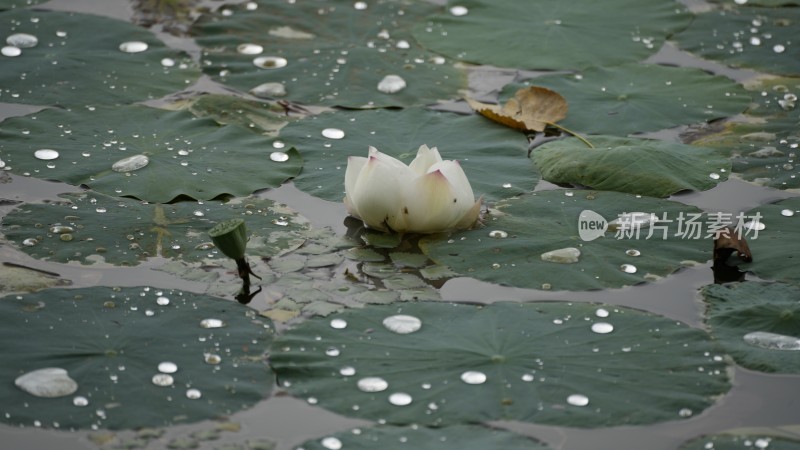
[344, 145, 481, 233]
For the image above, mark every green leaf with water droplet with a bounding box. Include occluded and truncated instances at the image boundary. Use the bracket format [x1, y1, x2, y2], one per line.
[191, 0, 463, 108]
[675, 6, 800, 76]
[681, 431, 800, 450]
[0, 9, 198, 107]
[739, 196, 800, 285]
[2, 192, 309, 266]
[685, 76, 800, 191]
[507, 64, 750, 136]
[420, 190, 709, 291]
[0, 0, 45, 10]
[412, 0, 691, 71]
[533, 136, 730, 197]
[271, 301, 730, 427]
[299, 425, 552, 450]
[703, 282, 800, 373]
[0, 105, 302, 202]
[170, 94, 297, 136]
[277, 107, 534, 203]
[0, 286, 272, 430]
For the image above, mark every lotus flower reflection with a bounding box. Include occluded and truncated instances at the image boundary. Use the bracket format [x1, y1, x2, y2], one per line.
[344, 145, 481, 233]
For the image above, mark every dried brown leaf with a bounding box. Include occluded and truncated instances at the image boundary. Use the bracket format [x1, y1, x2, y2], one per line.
[466, 86, 568, 132]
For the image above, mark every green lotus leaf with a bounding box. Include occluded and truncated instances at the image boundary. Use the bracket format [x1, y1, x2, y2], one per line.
[712, 0, 800, 4]
[0, 286, 273, 430]
[675, 6, 800, 76]
[0, 9, 198, 107]
[276, 107, 533, 203]
[0, 0, 44, 10]
[173, 94, 297, 136]
[532, 136, 731, 197]
[2, 192, 310, 266]
[510, 64, 750, 136]
[682, 427, 800, 450]
[271, 301, 730, 427]
[412, 0, 691, 71]
[191, 0, 463, 108]
[0, 105, 302, 202]
[685, 76, 800, 190]
[300, 425, 552, 450]
[734, 196, 800, 284]
[703, 282, 800, 373]
[420, 190, 710, 291]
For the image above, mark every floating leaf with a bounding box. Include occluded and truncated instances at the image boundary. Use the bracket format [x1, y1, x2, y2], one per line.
[466, 86, 568, 132]
[737, 197, 800, 285]
[675, 6, 800, 76]
[0, 286, 272, 429]
[271, 301, 730, 427]
[682, 432, 800, 450]
[276, 107, 533, 203]
[0, 263, 70, 295]
[532, 136, 731, 197]
[191, 0, 463, 108]
[685, 76, 800, 190]
[421, 190, 709, 291]
[2, 192, 310, 266]
[703, 282, 800, 373]
[172, 94, 297, 136]
[512, 64, 750, 136]
[300, 425, 552, 450]
[0, 105, 302, 202]
[412, 0, 691, 70]
[0, 9, 198, 107]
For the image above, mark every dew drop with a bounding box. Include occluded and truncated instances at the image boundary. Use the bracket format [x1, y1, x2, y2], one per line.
[237, 43, 263, 55]
[388, 392, 413, 406]
[7, 33, 38, 48]
[15, 368, 78, 398]
[1, 46, 21, 57]
[521, 373, 534, 382]
[23, 238, 38, 247]
[353, 1, 368, 10]
[541, 247, 580, 264]
[119, 41, 148, 53]
[321, 128, 345, 139]
[72, 396, 89, 407]
[270, 151, 289, 162]
[272, 140, 286, 149]
[111, 154, 149, 173]
[151, 373, 174, 387]
[591, 322, 614, 334]
[781, 209, 794, 217]
[709, 172, 720, 180]
[330, 318, 347, 329]
[382, 314, 422, 334]
[253, 56, 287, 69]
[449, 5, 469, 16]
[489, 230, 508, 238]
[678, 408, 693, 417]
[95, 207, 107, 214]
[158, 361, 178, 374]
[204, 353, 222, 365]
[502, 182, 512, 188]
[567, 394, 589, 406]
[34, 149, 59, 160]
[377, 74, 407, 94]
[744, 220, 765, 231]
[743, 331, 800, 350]
[460, 370, 487, 385]
[186, 388, 202, 399]
[773, 44, 786, 54]
[321, 437, 343, 450]
[200, 318, 226, 328]
[357, 377, 388, 392]
[625, 249, 641, 257]
[340, 366, 356, 376]
[595, 308, 609, 318]
[325, 347, 341, 357]
[161, 58, 175, 67]
[620, 263, 637, 274]
[250, 82, 286, 97]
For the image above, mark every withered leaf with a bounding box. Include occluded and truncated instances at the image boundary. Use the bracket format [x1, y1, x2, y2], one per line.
[466, 86, 568, 132]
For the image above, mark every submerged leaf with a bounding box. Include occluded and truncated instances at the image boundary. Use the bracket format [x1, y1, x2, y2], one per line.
[271, 301, 730, 427]
[466, 86, 568, 132]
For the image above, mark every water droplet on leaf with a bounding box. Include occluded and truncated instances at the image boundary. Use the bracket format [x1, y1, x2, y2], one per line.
[200, 318, 226, 328]
[34, 149, 59, 160]
[382, 314, 422, 334]
[111, 154, 149, 173]
[460, 370, 487, 384]
[270, 151, 289, 162]
[357, 377, 388, 392]
[330, 318, 347, 329]
[620, 263, 637, 274]
[151, 373, 174, 387]
[7, 33, 38, 48]
[567, 394, 589, 406]
[119, 41, 148, 53]
[388, 392, 412, 406]
[377, 74, 407, 94]
[591, 322, 614, 334]
[158, 362, 178, 374]
[321, 128, 345, 139]
[743, 331, 800, 350]
[253, 56, 288, 69]
[15, 368, 78, 398]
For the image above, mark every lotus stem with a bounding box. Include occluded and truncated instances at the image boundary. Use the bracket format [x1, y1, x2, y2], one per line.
[545, 122, 594, 149]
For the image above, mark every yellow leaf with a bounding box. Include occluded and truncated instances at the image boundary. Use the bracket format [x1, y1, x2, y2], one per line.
[467, 86, 568, 132]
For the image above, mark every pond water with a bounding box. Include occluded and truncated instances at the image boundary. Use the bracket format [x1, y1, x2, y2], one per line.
[1, 0, 799, 449]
